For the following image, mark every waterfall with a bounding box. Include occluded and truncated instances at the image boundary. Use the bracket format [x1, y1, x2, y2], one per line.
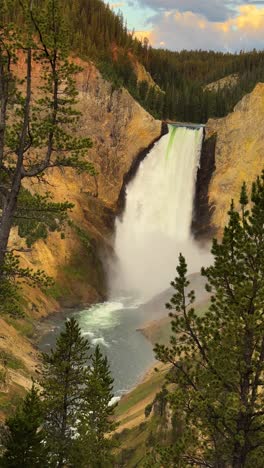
[111, 125, 205, 301]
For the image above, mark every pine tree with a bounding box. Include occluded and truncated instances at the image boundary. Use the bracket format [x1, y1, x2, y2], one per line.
[40, 318, 90, 467]
[72, 345, 117, 467]
[0, 385, 46, 468]
[0, 0, 94, 315]
[154, 173, 264, 467]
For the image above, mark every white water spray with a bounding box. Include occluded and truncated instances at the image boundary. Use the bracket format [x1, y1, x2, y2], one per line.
[111, 125, 206, 301]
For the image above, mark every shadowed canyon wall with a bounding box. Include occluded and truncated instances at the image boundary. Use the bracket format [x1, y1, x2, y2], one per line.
[193, 83, 264, 239]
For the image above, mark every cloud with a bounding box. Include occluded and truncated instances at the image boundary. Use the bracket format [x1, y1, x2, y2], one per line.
[134, 30, 153, 42]
[137, 0, 264, 22]
[144, 5, 264, 51]
[110, 2, 126, 8]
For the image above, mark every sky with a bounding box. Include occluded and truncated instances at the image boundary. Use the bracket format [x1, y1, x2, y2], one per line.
[108, 1, 264, 52]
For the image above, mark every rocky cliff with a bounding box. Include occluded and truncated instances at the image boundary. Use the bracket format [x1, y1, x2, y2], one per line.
[195, 83, 264, 237]
[0, 58, 162, 408]
[14, 56, 163, 313]
[203, 73, 239, 92]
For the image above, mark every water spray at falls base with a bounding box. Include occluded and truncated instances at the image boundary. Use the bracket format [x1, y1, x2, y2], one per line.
[110, 125, 209, 302]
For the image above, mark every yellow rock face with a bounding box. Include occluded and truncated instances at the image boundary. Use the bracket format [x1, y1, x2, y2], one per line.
[0, 59, 162, 403]
[14, 58, 162, 312]
[73, 60, 162, 206]
[206, 83, 264, 234]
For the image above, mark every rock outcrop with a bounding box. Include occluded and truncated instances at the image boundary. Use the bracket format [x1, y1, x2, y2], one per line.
[74, 59, 162, 206]
[203, 83, 264, 235]
[127, 52, 160, 90]
[14, 56, 162, 312]
[203, 73, 239, 92]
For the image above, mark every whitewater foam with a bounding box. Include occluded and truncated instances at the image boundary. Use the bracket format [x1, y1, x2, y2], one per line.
[92, 337, 110, 347]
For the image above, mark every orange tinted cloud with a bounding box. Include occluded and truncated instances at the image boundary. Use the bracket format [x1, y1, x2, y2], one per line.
[134, 30, 154, 44]
[234, 5, 264, 31]
[110, 2, 126, 8]
[150, 4, 264, 51]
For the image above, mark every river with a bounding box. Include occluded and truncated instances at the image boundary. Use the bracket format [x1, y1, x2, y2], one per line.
[38, 298, 159, 400]
[38, 272, 209, 401]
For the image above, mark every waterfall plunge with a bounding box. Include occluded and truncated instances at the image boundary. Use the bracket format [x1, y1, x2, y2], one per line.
[111, 125, 207, 301]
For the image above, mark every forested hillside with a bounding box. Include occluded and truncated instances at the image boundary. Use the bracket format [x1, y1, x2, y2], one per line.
[7, 0, 264, 123]
[141, 48, 264, 122]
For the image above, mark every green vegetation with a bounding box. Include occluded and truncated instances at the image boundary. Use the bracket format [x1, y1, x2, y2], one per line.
[139, 48, 264, 122]
[0, 385, 47, 467]
[73, 345, 117, 467]
[6, 0, 264, 124]
[45, 282, 66, 301]
[0, 383, 27, 419]
[114, 175, 264, 467]
[115, 366, 167, 419]
[115, 423, 153, 467]
[142, 301, 209, 347]
[60, 246, 106, 299]
[0, 319, 117, 467]
[41, 318, 93, 467]
[115, 390, 174, 467]
[0, 351, 25, 371]
[0, 0, 95, 316]
[69, 222, 92, 252]
[62, 1, 264, 122]
[14, 190, 74, 249]
[4, 317, 34, 338]
[61, 1, 264, 122]
[56, 221, 106, 298]
[150, 174, 264, 466]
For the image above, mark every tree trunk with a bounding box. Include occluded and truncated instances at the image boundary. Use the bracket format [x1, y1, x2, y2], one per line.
[0, 184, 20, 270]
[57, 334, 73, 467]
[232, 452, 246, 468]
[0, 46, 31, 276]
[232, 421, 248, 468]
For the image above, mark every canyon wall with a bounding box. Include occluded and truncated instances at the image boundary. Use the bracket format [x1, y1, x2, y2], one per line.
[15, 57, 163, 314]
[196, 83, 264, 237]
[0, 59, 162, 406]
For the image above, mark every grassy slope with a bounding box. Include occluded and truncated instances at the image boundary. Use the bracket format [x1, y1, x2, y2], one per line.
[114, 299, 210, 464]
[114, 363, 169, 466]
[115, 363, 169, 430]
